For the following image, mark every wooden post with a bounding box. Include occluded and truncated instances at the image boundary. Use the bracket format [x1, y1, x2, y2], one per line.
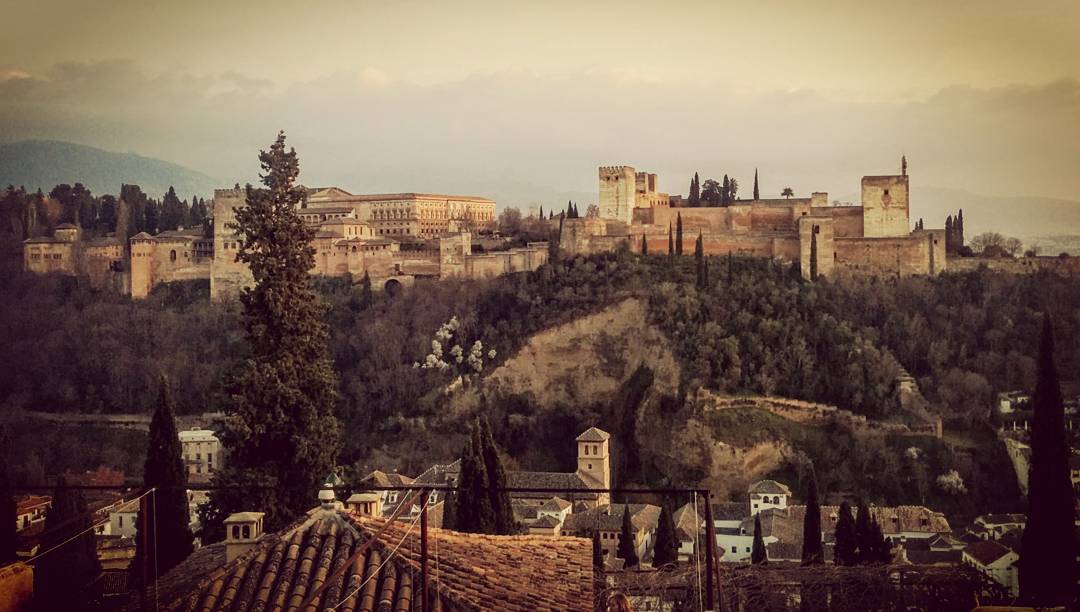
[420, 488, 430, 612]
[703, 490, 716, 611]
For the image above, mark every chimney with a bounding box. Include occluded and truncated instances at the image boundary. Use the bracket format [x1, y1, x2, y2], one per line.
[223, 512, 265, 563]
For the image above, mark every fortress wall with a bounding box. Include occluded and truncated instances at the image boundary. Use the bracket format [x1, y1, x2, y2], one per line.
[210, 189, 253, 301]
[651, 207, 731, 232]
[947, 255, 1080, 276]
[750, 206, 795, 232]
[812, 206, 864, 238]
[799, 217, 835, 279]
[833, 230, 942, 278]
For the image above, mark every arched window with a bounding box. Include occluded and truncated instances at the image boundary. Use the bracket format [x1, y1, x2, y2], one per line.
[170, 249, 177, 262]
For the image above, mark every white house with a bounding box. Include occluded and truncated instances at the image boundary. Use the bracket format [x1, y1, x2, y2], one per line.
[109, 499, 140, 538]
[962, 540, 1019, 597]
[973, 514, 1025, 540]
[15, 495, 51, 532]
[749, 480, 790, 515]
[179, 428, 223, 483]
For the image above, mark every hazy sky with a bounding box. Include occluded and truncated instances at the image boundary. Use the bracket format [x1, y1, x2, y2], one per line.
[2, 0, 1079, 207]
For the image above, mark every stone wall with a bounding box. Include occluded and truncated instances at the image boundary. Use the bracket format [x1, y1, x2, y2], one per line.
[799, 216, 835, 279]
[599, 166, 636, 224]
[946, 255, 1080, 276]
[833, 230, 944, 278]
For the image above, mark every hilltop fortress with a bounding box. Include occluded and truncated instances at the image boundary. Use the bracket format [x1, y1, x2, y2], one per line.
[24, 186, 547, 299]
[564, 160, 946, 280]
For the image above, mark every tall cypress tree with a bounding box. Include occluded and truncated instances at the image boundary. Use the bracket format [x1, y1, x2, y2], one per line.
[456, 433, 494, 533]
[1019, 316, 1075, 605]
[695, 232, 705, 289]
[477, 418, 516, 535]
[854, 503, 873, 564]
[593, 531, 603, 569]
[0, 427, 15, 564]
[944, 216, 954, 253]
[359, 271, 373, 309]
[689, 172, 700, 207]
[809, 229, 818, 281]
[833, 501, 856, 565]
[721, 175, 730, 206]
[753, 168, 760, 200]
[800, 473, 823, 565]
[35, 476, 100, 608]
[134, 378, 194, 581]
[538, 205, 543, 219]
[641, 234, 648, 255]
[956, 209, 965, 247]
[751, 515, 767, 564]
[675, 213, 684, 256]
[652, 503, 678, 569]
[202, 132, 342, 536]
[618, 504, 639, 568]
[668, 223, 674, 257]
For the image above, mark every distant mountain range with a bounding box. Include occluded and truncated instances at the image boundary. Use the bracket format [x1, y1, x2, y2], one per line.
[0, 140, 219, 199]
[910, 186, 1080, 248]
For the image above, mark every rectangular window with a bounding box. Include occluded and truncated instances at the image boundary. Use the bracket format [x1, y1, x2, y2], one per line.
[119, 516, 123, 528]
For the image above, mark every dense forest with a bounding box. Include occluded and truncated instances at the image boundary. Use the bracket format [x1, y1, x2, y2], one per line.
[1, 246, 1077, 521]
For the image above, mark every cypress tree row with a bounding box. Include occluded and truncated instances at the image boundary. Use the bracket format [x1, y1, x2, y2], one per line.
[455, 432, 494, 533]
[134, 378, 194, 581]
[618, 504, 639, 568]
[202, 131, 342, 536]
[652, 503, 678, 569]
[800, 472, 823, 565]
[751, 515, 767, 564]
[833, 501, 856, 565]
[1019, 316, 1075, 606]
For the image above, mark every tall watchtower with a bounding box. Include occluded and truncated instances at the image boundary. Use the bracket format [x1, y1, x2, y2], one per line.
[598, 166, 636, 224]
[576, 427, 611, 503]
[129, 232, 156, 299]
[861, 164, 910, 238]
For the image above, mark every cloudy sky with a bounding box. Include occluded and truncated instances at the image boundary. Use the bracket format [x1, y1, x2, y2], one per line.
[2, 0, 1079, 211]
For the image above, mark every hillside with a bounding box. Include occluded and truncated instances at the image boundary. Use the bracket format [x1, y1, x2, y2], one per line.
[0, 140, 219, 199]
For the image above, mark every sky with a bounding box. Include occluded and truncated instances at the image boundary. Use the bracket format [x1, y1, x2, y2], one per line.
[1, 0, 1079, 211]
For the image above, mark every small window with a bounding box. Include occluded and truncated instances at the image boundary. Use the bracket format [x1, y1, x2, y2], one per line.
[119, 516, 123, 528]
[884, 189, 890, 196]
[242, 525, 251, 539]
[232, 525, 240, 539]
[170, 250, 177, 261]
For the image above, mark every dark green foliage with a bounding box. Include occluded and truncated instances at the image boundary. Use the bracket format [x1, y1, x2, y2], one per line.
[441, 487, 458, 530]
[204, 132, 342, 534]
[618, 504, 639, 568]
[1019, 316, 1075, 606]
[800, 472, 823, 565]
[688, 173, 700, 207]
[675, 213, 683, 255]
[35, 476, 100, 608]
[751, 515, 767, 564]
[753, 168, 759, 200]
[652, 502, 679, 568]
[700, 179, 721, 205]
[477, 418, 516, 534]
[694, 232, 705, 289]
[144, 198, 160, 235]
[134, 378, 194, 581]
[359, 271, 373, 310]
[0, 426, 15, 564]
[667, 223, 674, 257]
[833, 501, 856, 565]
[809, 229, 818, 281]
[641, 233, 648, 255]
[159, 186, 188, 231]
[455, 431, 495, 534]
[852, 503, 889, 564]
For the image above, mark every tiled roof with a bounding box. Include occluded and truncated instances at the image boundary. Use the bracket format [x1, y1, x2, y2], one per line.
[539, 497, 572, 513]
[672, 503, 702, 542]
[506, 471, 596, 499]
[168, 510, 592, 611]
[964, 540, 1013, 566]
[575, 427, 610, 442]
[563, 504, 661, 535]
[975, 513, 1026, 525]
[16, 495, 50, 513]
[748, 480, 791, 496]
[532, 515, 562, 529]
[360, 470, 415, 489]
[130, 232, 154, 240]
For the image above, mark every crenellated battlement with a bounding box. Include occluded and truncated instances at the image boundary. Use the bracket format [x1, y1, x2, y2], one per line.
[599, 165, 634, 176]
[213, 187, 245, 198]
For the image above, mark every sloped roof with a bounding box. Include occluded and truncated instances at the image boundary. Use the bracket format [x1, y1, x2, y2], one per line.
[360, 470, 415, 488]
[964, 540, 1014, 566]
[168, 510, 593, 611]
[748, 480, 792, 496]
[975, 513, 1026, 526]
[506, 471, 597, 499]
[563, 504, 661, 534]
[672, 503, 702, 542]
[711, 501, 750, 521]
[539, 497, 573, 513]
[533, 515, 562, 529]
[130, 232, 154, 240]
[576, 427, 610, 442]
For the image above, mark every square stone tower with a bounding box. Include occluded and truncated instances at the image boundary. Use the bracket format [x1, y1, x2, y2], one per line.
[599, 166, 637, 224]
[576, 427, 611, 505]
[861, 175, 910, 237]
[210, 188, 253, 301]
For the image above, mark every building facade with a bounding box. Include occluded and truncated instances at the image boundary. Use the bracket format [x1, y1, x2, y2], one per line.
[178, 428, 223, 483]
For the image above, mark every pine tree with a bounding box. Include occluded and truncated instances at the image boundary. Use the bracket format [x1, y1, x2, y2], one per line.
[134, 378, 194, 581]
[477, 418, 516, 535]
[652, 503, 678, 569]
[675, 213, 683, 256]
[800, 472, 823, 565]
[618, 504, 639, 568]
[809, 229, 818, 281]
[751, 515, 767, 564]
[641, 234, 648, 255]
[753, 168, 760, 200]
[833, 501, 856, 565]
[1019, 315, 1076, 605]
[35, 476, 100, 608]
[202, 132, 342, 535]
